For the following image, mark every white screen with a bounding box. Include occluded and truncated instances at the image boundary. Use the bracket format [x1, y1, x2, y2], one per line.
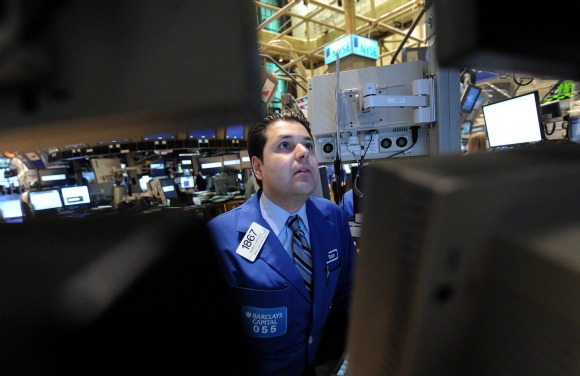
[61, 186, 91, 206]
[180, 176, 194, 189]
[482, 92, 543, 148]
[29, 190, 63, 211]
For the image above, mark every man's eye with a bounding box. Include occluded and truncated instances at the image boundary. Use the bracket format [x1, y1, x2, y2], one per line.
[279, 142, 290, 149]
[305, 143, 314, 150]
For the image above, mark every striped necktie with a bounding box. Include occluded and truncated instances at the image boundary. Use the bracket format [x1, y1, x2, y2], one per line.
[288, 215, 313, 294]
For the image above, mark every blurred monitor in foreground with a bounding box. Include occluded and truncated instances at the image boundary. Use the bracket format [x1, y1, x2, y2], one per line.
[0, 211, 256, 375]
[0, 0, 263, 150]
[434, 0, 580, 80]
[345, 142, 580, 375]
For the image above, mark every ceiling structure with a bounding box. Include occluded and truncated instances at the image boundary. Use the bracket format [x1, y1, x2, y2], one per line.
[255, 0, 428, 95]
[254, 0, 563, 104]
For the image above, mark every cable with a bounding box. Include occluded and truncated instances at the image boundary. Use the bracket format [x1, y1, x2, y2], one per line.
[390, 4, 429, 65]
[544, 121, 556, 136]
[351, 164, 364, 199]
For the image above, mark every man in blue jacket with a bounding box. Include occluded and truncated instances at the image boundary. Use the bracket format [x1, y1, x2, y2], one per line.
[207, 110, 357, 376]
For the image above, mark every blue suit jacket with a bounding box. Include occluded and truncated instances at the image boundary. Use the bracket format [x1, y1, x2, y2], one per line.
[207, 189, 357, 376]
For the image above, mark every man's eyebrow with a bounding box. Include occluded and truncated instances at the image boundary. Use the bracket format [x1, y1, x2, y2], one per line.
[276, 134, 313, 141]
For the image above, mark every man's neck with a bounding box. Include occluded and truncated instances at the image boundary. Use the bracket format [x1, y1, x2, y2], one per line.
[261, 190, 309, 213]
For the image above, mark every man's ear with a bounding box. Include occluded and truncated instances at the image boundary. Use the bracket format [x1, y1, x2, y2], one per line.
[251, 156, 263, 180]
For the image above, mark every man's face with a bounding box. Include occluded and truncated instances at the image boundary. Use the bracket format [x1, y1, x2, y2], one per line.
[252, 120, 319, 211]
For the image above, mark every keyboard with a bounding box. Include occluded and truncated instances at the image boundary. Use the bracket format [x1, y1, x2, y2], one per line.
[210, 195, 231, 203]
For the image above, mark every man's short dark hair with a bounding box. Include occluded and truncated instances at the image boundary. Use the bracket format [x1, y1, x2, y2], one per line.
[247, 110, 313, 189]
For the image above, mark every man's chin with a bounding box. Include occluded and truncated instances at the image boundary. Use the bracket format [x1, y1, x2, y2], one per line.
[295, 183, 317, 196]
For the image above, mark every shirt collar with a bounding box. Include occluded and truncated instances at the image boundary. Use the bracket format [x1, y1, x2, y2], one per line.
[259, 192, 309, 236]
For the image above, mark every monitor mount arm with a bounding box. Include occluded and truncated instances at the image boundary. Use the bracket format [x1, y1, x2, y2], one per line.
[360, 78, 437, 124]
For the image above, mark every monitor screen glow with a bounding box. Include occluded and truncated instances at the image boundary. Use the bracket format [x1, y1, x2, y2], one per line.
[239, 150, 251, 169]
[188, 129, 217, 139]
[199, 156, 224, 176]
[482, 91, 544, 148]
[159, 178, 178, 199]
[29, 189, 63, 211]
[222, 154, 241, 172]
[179, 176, 194, 190]
[460, 84, 482, 113]
[295, 96, 308, 110]
[61, 186, 91, 206]
[225, 124, 245, 140]
[38, 168, 69, 188]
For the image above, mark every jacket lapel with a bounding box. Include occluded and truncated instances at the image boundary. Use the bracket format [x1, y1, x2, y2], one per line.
[235, 192, 308, 298]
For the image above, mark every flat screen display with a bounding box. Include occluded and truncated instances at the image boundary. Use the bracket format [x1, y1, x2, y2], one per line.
[482, 91, 544, 148]
[29, 189, 63, 211]
[460, 84, 482, 113]
[222, 154, 241, 172]
[225, 124, 245, 139]
[188, 129, 217, 139]
[213, 175, 238, 194]
[142, 133, 176, 141]
[540, 100, 563, 121]
[295, 96, 308, 110]
[179, 176, 195, 190]
[199, 156, 224, 176]
[149, 162, 166, 177]
[239, 150, 251, 169]
[0, 157, 10, 168]
[159, 178, 178, 199]
[61, 186, 91, 206]
[38, 168, 69, 188]
[462, 121, 472, 135]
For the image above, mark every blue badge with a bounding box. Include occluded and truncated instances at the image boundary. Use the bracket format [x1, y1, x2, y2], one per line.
[241, 306, 287, 338]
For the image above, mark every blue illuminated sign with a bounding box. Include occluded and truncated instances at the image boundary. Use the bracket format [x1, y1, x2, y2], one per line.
[325, 36, 352, 64]
[352, 35, 379, 60]
[324, 34, 378, 64]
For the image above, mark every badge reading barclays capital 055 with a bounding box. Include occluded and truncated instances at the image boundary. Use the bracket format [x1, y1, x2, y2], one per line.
[236, 222, 269, 262]
[241, 306, 287, 338]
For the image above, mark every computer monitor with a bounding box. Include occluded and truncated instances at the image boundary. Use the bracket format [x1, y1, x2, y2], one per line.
[199, 156, 224, 176]
[225, 124, 245, 140]
[213, 175, 238, 195]
[0, 211, 258, 375]
[29, 189, 63, 211]
[0, 1, 263, 138]
[222, 154, 241, 173]
[139, 175, 152, 192]
[570, 116, 580, 142]
[0, 157, 10, 168]
[461, 121, 472, 135]
[482, 91, 544, 148]
[188, 129, 217, 140]
[180, 157, 193, 168]
[540, 100, 563, 121]
[344, 142, 580, 375]
[313, 165, 331, 201]
[37, 168, 69, 188]
[239, 150, 251, 169]
[149, 162, 166, 177]
[142, 133, 176, 141]
[61, 185, 92, 207]
[460, 84, 482, 113]
[159, 178, 178, 199]
[179, 176, 195, 190]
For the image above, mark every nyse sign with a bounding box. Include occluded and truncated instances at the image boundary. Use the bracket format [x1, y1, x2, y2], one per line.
[324, 34, 378, 65]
